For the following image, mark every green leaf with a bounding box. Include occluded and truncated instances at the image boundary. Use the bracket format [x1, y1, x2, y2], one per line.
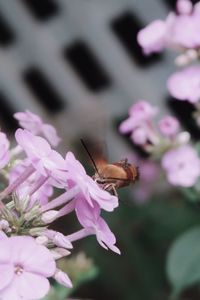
[167, 226, 200, 298]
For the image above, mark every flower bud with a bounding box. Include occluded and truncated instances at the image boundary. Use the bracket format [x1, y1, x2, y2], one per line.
[35, 235, 48, 245]
[50, 247, 71, 260]
[41, 210, 58, 224]
[53, 232, 73, 249]
[54, 269, 72, 288]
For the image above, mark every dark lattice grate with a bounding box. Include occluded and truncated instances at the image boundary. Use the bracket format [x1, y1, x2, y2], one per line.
[63, 41, 111, 92]
[111, 12, 163, 67]
[20, 0, 59, 21]
[23, 67, 65, 113]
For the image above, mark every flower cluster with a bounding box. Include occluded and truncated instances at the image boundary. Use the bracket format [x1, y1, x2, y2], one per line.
[0, 111, 120, 300]
[119, 100, 200, 187]
[138, 0, 200, 126]
[138, 0, 200, 57]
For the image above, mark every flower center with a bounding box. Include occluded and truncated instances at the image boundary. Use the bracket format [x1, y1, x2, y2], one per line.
[15, 264, 24, 275]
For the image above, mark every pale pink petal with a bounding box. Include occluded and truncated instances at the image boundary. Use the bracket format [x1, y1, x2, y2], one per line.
[9, 237, 56, 277]
[42, 124, 61, 147]
[137, 20, 166, 54]
[176, 0, 193, 14]
[0, 277, 20, 300]
[158, 116, 180, 137]
[96, 218, 120, 254]
[0, 239, 12, 263]
[0, 264, 14, 290]
[119, 117, 136, 134]
[14, 111, 42, 134]
[75, 197, 100, 229]
[167, 66, 200, 103]
[17, 271, 50, 300]
[15, 129, 51, 158]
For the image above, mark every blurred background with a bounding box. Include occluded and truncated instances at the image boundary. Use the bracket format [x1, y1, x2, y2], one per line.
[1, 0, 200, 299]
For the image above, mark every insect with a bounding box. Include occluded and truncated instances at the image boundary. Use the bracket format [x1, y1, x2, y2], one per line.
[81, 139, 139, 196]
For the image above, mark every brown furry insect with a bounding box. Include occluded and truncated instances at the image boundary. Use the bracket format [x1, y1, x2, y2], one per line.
[81, 139, 139, 196]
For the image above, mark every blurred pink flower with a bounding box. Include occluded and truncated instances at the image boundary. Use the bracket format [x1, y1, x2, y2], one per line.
[176, 0, 193, 14]
[0, 132, 10, 169]
[65, 152, 118, 212]
[130, 126, 149, 145]
[167, 66, 200, 103]
[162, 145, 200, 187]
[14, 110, 61, 147]
[158, 116, 180, 137]
[15, 129, 66, 180]
[0, 236, 56, 300]
[119, 101, 159, 147]
[75, 197, 120, 254]
[119, 100, 157, 134]
[137, 20, 166, 54]
[138, 1, 200, 54]
[169, 13, 200, 48]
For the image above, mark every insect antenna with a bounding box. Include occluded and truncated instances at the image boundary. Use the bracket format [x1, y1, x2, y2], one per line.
[104, 176, 130, 181]
[80, 139, 100, 176]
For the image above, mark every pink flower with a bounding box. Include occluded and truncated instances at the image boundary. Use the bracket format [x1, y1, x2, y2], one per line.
[14, 111, 42, 134]
[14, 110, 61, 147]
[15, 129, 66, 181]
[137, 20, 166, 54]
[0, 236, 56, 300]
[75, 197, 120, 254]
[158, 116, 180, 137]
[130, 126, 149, 145]
[176, 0, 193, 14]
[167, 66, 200, 103]
[169, 14, 200, 48]
[0, 132, 10, 169]
[65, 152, 118, 212]
[119, 100, 158, 134]
[138, 2, 200, 54]
[162, 145, 200, 187]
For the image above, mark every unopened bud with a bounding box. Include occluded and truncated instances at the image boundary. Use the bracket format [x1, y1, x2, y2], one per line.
[51, 247, 71, 260]
[35, 235, 48, 245]
[177, 131, 191, 145]
[29, 227, 46, 236]
[41, 210, 58, 224]
[54, 269, 72, 288]
[53, 232, 73, 249]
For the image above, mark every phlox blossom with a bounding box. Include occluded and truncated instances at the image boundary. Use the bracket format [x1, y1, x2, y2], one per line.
[158, 116, 180, 137]
[75, 197, 120, 254]
[138, 1, 200, 54]
[119, 101, 158, 146]
[0, 235, 56, 300]
[167, 66, 200, 103]
[14, 110, 61, 147]
[15, 129, 66, 182]
[137, 20, 166, 54]
[119, 100, 157, 133]
[162, 145, 200, 187]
